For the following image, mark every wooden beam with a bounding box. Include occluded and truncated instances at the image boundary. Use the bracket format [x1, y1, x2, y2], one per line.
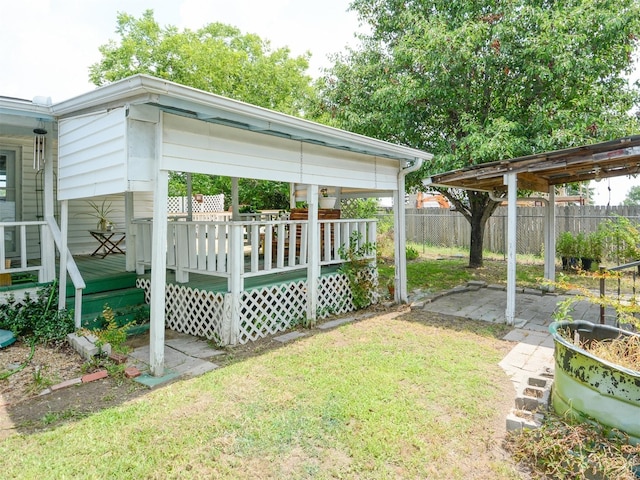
[516, 173, 550, 192]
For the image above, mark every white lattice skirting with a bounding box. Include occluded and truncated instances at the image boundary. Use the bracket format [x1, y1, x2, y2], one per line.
[136, 271, 376, 346]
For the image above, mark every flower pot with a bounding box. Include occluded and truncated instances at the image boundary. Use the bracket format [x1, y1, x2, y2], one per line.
[581, 257, 593, 271]
[319, 196, 336, 209]
[549, 320, 640, 444]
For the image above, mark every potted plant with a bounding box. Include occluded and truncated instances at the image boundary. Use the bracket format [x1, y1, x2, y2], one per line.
[581, 231, 603, 271]
[80, 199, 117, 231]
[599, 215, 640, 265]
[319, 188, 337, 209]
[557, 231, 578, 270]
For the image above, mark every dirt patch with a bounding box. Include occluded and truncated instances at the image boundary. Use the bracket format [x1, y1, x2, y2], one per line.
[0, 339, 149, 439]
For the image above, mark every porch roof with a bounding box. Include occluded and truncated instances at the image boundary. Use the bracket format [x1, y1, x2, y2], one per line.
[425, 135, 640, 193]
[52, 74, 433, 165]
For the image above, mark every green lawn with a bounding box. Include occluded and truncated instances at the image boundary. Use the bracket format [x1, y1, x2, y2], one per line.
[0, 313, 521, 479]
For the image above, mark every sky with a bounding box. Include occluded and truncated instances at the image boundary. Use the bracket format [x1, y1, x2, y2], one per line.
[0, 0, 362, 101]
[1, 0, 637, 205]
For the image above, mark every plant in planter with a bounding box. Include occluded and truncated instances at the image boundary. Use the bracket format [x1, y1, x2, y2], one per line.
[581, 231, 604, 271]
[550, 285, 640, 443]
[319, 188, 337, 209]
[599, 215, 640, 265]
[79, 199, 118, 231]
[557, 231, 579, 270]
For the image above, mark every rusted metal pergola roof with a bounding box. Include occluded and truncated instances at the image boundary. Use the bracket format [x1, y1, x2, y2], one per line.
[426, 135, 640, 193]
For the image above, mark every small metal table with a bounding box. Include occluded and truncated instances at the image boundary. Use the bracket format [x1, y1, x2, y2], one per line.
[89, 230, 126, 258]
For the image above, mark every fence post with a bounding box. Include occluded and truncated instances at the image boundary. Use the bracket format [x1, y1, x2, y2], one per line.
[599, 265, 605, 325]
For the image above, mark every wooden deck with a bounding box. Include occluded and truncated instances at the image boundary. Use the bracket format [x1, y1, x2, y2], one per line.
[74, 254, 341, 293]
[1, 253, 342, 296]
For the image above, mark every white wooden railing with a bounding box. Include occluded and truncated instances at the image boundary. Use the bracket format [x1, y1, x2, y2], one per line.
[132, 217, 377, 281]
[0, 220, 85, 326]
[0, 221, 48, 279]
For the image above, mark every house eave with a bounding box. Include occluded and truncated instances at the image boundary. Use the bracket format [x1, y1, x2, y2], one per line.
[0, 97, 55, 122]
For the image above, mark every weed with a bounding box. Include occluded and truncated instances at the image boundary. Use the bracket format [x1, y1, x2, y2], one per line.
[91, 304, 132, 354]
[27, 365, 55, 394]
[40, 409, 86, 426]
[405, 245, 419, 260]
[338, 231, 377, 309]
[506, 414, 640, 479]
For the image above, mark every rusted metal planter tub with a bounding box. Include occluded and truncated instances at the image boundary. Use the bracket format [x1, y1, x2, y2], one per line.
[549, 320, 640, 444]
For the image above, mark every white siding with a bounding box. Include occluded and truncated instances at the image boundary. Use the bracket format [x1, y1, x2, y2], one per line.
[58, 108, 128, 200]
[161, 113, 399, 191]
[0, 135, 40, 259]
[126, 104, 157, 191]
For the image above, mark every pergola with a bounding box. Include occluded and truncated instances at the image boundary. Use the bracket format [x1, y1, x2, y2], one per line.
[425, 135, 640, 325]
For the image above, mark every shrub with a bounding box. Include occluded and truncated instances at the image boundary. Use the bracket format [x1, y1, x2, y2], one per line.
[0, 282, 74, 345]
[406, 245, 419, 260]
[598, 215, 640, 265]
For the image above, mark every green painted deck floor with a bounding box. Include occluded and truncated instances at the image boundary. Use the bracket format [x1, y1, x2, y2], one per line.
[4, 254, 341, 294]
[74, 254, 340, 293]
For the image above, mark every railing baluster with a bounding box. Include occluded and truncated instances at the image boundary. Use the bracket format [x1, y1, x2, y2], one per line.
[207, 224, 216, 272]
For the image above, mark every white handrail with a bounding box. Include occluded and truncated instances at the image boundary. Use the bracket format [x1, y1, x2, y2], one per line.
[45, 217, 86, 327]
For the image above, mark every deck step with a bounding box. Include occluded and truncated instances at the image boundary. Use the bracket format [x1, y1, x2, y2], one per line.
[67, 286, 145, 313]
[79, 303, 150, 331]
[68, 287, 148, 330]
[65, 271, 138, 297]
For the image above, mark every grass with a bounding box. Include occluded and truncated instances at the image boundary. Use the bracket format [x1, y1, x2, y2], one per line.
[0, 314, 522, 479]
[378, 243, 639, 297]
[6, 243, 637, 478]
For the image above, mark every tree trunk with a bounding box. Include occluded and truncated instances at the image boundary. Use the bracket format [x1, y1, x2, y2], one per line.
[469, 212, 486, 268]
[467, 191, 501, 268]
[440, 190, 502, 269]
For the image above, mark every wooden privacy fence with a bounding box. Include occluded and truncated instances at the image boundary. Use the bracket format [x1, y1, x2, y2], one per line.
[402, 205, 640, 256]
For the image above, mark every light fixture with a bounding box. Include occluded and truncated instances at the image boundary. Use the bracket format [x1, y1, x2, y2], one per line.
[593, 166, 601, 182]
[33, 126, 47, 170]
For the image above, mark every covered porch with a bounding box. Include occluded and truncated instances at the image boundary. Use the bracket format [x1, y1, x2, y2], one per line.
[50, 74, 433, 376]
[426, 135, 640, 325]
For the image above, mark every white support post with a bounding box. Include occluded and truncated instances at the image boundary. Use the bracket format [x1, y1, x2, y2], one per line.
[150, 169, 169, 377]
[231, 177, 240, 221]
[42, 127, 55, 282]
[289, 183, 296, 209]
[227, 222, 244, 345]
[394, 179, 407, 302]
[125, 191, 135, 272]
[59, 200, 69, 313]
[544, 186, 556, 289]
[306, 184, 319, 325]
[504, 173, 518, 326]
[186, 172, 193, 221]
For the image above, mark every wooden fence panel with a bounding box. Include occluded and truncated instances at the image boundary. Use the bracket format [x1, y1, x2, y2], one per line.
[402, 206, 640, 255]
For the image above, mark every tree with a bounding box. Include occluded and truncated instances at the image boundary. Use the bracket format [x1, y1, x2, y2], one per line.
[168, 173, 290, 210]
[316, 0, 640, 267]
[90, 10, 314, 205]
[622, 185, 640, 206]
